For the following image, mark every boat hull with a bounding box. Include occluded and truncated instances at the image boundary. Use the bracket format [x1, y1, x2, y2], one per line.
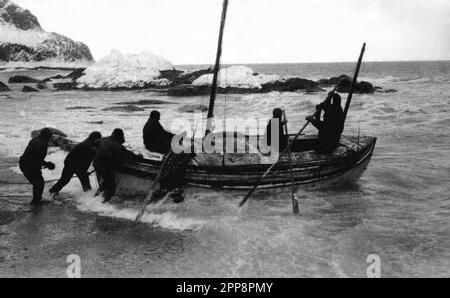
[113, 135, 377, 196]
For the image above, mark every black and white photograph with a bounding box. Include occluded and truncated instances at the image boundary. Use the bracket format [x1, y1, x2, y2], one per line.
[0, 0, 449, 280]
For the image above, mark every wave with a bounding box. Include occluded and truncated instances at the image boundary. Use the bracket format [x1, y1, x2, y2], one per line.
[74, 193, 206, 231]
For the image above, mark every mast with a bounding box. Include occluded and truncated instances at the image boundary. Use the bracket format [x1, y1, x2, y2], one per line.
[343, 43, 366, 125]
[205, 0, 229, 136]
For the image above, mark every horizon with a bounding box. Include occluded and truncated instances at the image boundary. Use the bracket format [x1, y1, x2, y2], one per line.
[9, 0, 450, 65]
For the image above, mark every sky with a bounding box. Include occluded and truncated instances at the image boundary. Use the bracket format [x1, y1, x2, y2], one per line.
[12, 0, 450, 64]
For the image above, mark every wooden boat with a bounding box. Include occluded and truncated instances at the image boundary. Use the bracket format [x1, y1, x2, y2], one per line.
[115, 135, 376, 196]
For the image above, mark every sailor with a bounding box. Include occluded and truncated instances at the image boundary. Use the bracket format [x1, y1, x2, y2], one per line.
[306, 93, 344, 154]
[19, 128, 56, 205]
[49, 131, 102, 196]
[264, 108, 288, 153]
[143, 110, 175, 154]
[93, 129, 142, 203]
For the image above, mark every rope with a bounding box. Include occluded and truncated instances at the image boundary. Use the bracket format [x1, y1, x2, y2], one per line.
[0, 170, 95, 185]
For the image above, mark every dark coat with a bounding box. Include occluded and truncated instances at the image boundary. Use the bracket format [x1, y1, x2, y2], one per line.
[143, 118, 175, 154]
[20, 136, 49, 169]
[265, 118, 288, 151]
[311, 104, 344, 153]
[64, 139, 97, 171]
[93, 137, 137, 170]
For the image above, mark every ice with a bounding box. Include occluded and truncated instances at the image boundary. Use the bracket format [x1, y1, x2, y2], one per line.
[77, 50, 174, 89]
[192, 65, 281, 89]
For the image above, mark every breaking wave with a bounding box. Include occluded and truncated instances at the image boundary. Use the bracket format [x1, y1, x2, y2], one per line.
[73, 193, 206, 231]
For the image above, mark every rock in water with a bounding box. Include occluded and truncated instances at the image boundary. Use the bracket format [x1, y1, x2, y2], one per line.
[0, 81, 10, 92]
[102, 105, 145, 112]
[167, 84, 206, 96]
[178, 104, 208, 113]
[36, 82, 47, 89]
[8, 75, 41, 84]
[0, 0, 93, 66]
[22, 85, 38, 92]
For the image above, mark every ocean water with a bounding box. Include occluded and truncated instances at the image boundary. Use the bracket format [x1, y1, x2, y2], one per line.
[0, 61, 449, 277]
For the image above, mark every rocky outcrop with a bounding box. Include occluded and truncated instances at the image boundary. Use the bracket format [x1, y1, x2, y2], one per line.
[22, 85, 38, 92]
[0, 81, 9, 92]
[178, 104, 209, 113]
[8, 74, 40, 83]
[0, 0, 94, 65]
[261, 78, 324, 93]
[318, 74, 376, 94]
[102, 105, 145, 112]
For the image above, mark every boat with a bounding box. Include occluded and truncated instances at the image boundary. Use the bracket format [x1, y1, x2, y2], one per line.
[115, 135, 376, 196]
[112, 0, 376, 200]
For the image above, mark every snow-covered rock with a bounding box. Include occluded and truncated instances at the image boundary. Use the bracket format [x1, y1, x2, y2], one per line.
[192, 65, 281, 89]
[76, 50, 174, 89]
[0, 0, 93, 67]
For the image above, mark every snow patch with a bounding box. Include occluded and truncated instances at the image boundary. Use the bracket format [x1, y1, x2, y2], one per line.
[77, 50, 174, 89]
[0, 21, 46, 47]
[192, 65, 281, 89]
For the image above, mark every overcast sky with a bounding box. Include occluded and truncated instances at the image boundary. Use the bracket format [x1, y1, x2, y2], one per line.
[13, 0, 450, 64]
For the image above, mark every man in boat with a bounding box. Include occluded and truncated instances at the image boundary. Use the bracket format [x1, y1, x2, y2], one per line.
[94, 129, 142, 203]
[49, 131, 102, 196]
[19, 128, 56, 205]
[143, 110, 175, 155]
[264, 108, 288, 153]
[306, 93, 345, 154]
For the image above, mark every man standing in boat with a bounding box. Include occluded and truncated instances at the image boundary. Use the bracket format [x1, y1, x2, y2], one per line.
[49, 131, 102, 196]
[143, 110, 175, 155]
[94, 129, 142, 203]
[306, 93, 345, 154]
[264, 108, 289, 154]
[19, 128, 56, 205]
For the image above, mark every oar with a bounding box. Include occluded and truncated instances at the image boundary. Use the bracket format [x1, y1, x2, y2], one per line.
[134, 151, 174, 224]
[238, 87, 338, 208]
[282, 110, 299, 214]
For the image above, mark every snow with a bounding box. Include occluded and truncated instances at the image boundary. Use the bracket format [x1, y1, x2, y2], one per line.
[0, 21, 47, 47]
[0, 59, 93, 69]
[192, 65, 281, 89]
[77, 50, 174, 89]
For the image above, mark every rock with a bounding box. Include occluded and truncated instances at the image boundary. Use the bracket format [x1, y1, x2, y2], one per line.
[65, 68, 86, 80]
[66, 106, 95, 110]
[102, 105, 144, 112]
[317, 75, 352, 87]
[0, 81, 10, 92]
[319, 75, 376, 94]
[53, 82, 77, 91]
[356, 81, 375, 94]
[377, 88, 398, 94]
[178, 104, 208, 113]
[114, 100, 173, 106]
[159, 69, 184, 83]
[36, 82, 48, 89]
[167, 84, 207, 96]
[262, 78, 323, 93]
[8, 75, 41, 84]
[175, 68, 214, 85]
[0, 1, 94, 65]
[22, 86, 38, 92]
[0, 0, 41, 30]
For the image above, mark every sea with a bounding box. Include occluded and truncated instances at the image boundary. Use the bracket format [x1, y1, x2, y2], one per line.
[0, 61, 449, 277]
